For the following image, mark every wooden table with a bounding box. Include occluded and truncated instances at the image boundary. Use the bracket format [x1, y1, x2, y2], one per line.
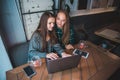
[6, 41, 120, 80]
[95, 23, 120, 43]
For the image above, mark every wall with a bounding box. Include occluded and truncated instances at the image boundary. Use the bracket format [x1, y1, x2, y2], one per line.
[0, 35, 12, 80]
[0, 1, 13, 80]
[20, 0, 53, 40]
[0, 0, 55, 48]
[1, 0, 26, 48]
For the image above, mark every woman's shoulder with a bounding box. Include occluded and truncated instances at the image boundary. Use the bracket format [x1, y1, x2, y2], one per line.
[29, 30, 43, 43]
[33, 30, 40, 36]
[31, 30, 41, 39]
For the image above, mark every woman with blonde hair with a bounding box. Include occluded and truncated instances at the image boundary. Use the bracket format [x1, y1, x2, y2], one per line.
[55, 10, 75, 49]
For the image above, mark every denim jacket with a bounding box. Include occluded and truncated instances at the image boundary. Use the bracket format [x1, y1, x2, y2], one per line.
[28, 31, 64, 61]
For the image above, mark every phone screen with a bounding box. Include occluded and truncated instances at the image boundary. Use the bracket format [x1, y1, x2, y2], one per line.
[81, 51, 89, 59]
[73, 49, 82, 55]
[23, 66, 36, 78]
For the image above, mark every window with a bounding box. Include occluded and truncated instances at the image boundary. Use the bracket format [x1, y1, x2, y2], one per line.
[57, 0, 119, 17]
[18, 0, 54, 40]
[91, 0, 108, 9]
[78, 0, 88, 10]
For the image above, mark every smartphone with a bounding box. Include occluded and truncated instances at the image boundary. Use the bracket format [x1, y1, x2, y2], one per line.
[23, 65, 36, 78]
[73, 49, 89, 59]
[73, 49, 82, 55]
[81, 51, 89, 59]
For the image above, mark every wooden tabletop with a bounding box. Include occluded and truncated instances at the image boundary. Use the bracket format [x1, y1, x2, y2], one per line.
[95, 23, 120, 43]
[6, 41, 120, 80]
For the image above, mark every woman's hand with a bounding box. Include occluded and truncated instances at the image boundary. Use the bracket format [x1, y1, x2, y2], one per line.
[61, 52, 71, 58]
[46, 53, 59, 60]
[65, 44, 74, 50]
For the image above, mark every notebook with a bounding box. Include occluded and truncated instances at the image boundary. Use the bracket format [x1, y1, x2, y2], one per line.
[46, 55, 81, 74]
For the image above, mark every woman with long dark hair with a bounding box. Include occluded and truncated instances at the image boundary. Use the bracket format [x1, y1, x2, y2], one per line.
[28, 12, 70, 60]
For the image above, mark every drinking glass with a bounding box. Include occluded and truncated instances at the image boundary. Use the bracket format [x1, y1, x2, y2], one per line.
[79, 40, 87, 49]
[31, 56, 42, 67]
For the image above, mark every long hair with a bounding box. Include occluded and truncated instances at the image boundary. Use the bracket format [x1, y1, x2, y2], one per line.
[57, 10, 70, 45]
[37, 12, 57, 51]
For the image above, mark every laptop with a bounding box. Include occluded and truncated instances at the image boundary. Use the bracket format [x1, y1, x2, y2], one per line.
[46, 55, 81, 74]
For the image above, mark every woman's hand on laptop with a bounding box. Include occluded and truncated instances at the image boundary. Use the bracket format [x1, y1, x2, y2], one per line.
[46, 53, 59, 60]
[61, 52, 72, 58]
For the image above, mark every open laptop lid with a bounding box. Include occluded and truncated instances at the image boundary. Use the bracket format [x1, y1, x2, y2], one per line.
[46, 55, 81, 74]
